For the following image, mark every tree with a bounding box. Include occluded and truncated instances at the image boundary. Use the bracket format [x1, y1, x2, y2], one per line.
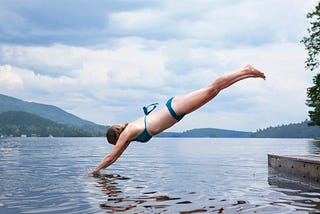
[301, 2, 320, 126]
[306, 74, 320, 126]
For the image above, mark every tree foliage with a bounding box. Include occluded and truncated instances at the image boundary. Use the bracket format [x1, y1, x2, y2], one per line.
[252, 120, 320, 138]
[302, 2, 320, 126]
[301, 2, 320, 71]
[307, 74, 320, 126]
[0, 111, 106, 137]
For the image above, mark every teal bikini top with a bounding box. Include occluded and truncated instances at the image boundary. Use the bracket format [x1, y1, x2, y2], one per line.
[134, 103, 158, 143]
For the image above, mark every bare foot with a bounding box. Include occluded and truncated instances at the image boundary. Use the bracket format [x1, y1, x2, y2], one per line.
[244, 64, 266, 80]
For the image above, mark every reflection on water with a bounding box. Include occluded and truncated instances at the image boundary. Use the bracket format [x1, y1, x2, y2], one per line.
[1, 137, 320, 213]
[268, 174, 320, 212]
[92, 173, 257, 213]
[309, 140, 320, 155]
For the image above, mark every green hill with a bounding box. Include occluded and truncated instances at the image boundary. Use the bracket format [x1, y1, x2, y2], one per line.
[0, 110, 56, 126]
[252, 121, 320, 138]
[0, 111, 105, 137]
[0, 94, 98, 126]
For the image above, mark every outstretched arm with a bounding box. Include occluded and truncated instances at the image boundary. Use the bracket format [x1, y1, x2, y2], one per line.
[92, 131, 131, 173]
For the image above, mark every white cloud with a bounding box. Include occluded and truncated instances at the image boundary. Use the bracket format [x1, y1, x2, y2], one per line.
[0, 0, 317, 131]
[213, 42, 313, 129]
[0, 42, 171, 124]
[0, 65, 23, 90]
[0, 42, 169, 89]
[0, 38, 312, 131]
[108, 0, 316, 45]
[0, 44, 85, 77]
[0, 65, 76, 95]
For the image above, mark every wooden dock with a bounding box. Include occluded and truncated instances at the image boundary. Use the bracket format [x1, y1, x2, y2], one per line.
[268, 154, 320, 188]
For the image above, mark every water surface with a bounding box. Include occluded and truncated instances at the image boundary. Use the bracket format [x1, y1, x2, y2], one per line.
[1, 137, 320, 213]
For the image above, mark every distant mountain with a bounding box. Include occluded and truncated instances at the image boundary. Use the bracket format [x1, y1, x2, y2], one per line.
[0, 94, 99, 127]
[0, 111, 105, 137]
[158, 128, 252, 138]
[158, 122, 320, 139]
[252, 121, 320, 138]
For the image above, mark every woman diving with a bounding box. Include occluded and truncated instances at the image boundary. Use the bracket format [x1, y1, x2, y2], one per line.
[92, 64, 266, 174]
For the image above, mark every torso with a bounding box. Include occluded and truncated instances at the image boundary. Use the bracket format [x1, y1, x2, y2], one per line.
[128, 107, 178, 142]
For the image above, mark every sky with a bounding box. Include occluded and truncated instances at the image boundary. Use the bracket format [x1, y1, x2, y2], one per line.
[0, 0, 317, 132]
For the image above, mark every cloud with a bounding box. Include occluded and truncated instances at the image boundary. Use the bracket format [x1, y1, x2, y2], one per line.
[0, 42, 171, 124]
[109, 0, 316, 45]
[216, 43, 313, 129]
[0, 37, 313, 131]
[0, 0, 158, 45]
[0, 42, 168, 86]
[0, 44, 83, 77]
[0, 65, 23, 90]
[0, 0, 315, 46]
[0, 65, 76, 95]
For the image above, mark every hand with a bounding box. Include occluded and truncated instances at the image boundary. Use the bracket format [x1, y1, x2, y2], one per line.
[91, 170, 100, 177]
[84, 169, 100, 177]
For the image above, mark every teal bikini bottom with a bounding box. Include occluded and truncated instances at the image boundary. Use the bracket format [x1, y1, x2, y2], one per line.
[166, 97, 186, 121]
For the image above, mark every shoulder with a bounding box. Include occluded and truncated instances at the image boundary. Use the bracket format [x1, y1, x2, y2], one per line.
[122, 122, 143, 141]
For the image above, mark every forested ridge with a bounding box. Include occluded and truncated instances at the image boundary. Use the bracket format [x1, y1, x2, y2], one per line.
[252, 120, 320, 138]
[157, 128, 252, 138]
[0, 111, 105, 137]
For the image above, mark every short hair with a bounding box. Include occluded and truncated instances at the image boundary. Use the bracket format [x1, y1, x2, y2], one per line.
[106, 124, 128, 145]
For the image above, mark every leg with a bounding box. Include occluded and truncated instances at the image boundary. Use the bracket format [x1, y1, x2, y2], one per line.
[172, 65, 265, 115]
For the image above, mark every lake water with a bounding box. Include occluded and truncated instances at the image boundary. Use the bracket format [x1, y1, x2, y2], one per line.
[1, 138, 320, 213]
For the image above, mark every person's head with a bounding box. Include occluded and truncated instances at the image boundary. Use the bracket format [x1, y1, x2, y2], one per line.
[106, 123, 128, 145]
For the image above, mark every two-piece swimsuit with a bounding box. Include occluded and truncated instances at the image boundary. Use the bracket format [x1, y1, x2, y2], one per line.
[134, 97, 186, 143]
